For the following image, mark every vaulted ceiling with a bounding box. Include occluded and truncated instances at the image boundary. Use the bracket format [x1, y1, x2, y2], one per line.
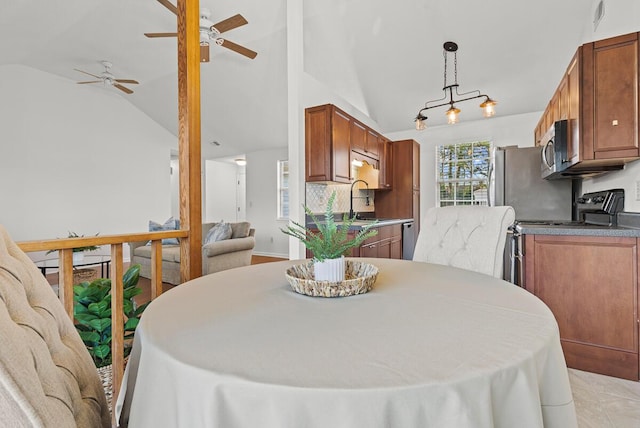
[1, 0, 594, 159]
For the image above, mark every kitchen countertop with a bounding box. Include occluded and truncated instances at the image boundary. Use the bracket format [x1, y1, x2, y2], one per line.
[515, 223, 640, 237]
[307, 218, 414, 231]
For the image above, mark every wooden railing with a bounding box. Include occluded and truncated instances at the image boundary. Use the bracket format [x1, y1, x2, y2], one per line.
[17, 229, 189, 422]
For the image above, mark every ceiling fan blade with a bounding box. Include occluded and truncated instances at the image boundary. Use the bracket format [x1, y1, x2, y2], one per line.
[77, 80, 102, 84]
[212, 14, 248, 34]
[114, 84, 134, 94]
[145, 32, 178, 38]
[220, 39, 257, 59]
[156, 0, 177, 15]
[200, 44, 210, 63]
[115, 79, 139, 84]
[74, 68, 102, 79]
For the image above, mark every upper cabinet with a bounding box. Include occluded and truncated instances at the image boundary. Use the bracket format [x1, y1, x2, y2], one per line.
[305, 104, 390, 186]
[305, 104, 352, 183]
[535, 31, 639, 170]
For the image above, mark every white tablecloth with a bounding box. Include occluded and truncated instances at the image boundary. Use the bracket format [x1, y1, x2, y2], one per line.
[117, 259, 577, 428]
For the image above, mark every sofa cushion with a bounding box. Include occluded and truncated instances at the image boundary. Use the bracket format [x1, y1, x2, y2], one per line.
[204, 222, 232, 244]
[147, 217, 180, 245]
[230, 222, 251, 239]
[134, 245, 181, 263]
[203, 236, 255, 257]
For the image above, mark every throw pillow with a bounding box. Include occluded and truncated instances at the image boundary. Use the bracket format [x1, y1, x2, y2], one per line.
[147, 217, 180, 245]
[230, 222, 251, 239]
[204, 221, 232, 244]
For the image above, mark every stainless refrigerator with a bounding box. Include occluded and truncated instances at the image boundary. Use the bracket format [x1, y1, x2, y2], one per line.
[489, 146, 575, 284]
[489, 146, 574, 221]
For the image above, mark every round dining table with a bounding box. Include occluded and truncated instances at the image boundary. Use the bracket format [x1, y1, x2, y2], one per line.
[116, 259, 577, 428]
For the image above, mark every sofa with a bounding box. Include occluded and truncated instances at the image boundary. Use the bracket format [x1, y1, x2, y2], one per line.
[129, 222, 256, 285]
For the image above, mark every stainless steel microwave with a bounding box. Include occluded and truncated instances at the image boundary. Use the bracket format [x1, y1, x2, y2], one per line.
[540, 120, 569, 179]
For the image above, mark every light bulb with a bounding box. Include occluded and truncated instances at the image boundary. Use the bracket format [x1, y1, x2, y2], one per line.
[446, 106, 460, 125]
[415, 118, 426, 131]
[480, 98, 497, 118]
[235, 158, 246, 166]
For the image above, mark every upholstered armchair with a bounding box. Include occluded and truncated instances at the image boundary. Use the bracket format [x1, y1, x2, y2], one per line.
[413, 206, 515, 278]
[0, 225, 111, 427]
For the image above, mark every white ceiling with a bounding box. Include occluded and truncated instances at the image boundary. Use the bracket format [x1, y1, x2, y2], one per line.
[1, 0, 594, 159]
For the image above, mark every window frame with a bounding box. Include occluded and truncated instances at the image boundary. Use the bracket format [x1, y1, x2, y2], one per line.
[435, 140, 492, 207]
[277, 159, 289, 220]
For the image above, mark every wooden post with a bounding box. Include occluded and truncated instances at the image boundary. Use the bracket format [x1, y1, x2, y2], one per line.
[59, 248, 74, 319]
[110, 244, 124, 426]
[177, 0, 203, 283]
[150, 240, 163, 299]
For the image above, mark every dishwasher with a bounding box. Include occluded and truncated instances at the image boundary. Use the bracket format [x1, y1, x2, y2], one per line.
[401, 221, 415, 260]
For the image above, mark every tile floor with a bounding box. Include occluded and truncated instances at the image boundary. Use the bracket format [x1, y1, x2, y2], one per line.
[570, 369, 640, 427]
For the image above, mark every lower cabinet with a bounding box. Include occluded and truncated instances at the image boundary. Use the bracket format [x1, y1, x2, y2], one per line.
[305, 224, 403, 259]
[523, 234, 639, 380]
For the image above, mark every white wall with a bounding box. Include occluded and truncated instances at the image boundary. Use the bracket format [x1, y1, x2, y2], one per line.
[246, 147, 289, 258]
[0, 65, 176, 249]
[205, 160, 240, 222]
[387, 112, 541, 218]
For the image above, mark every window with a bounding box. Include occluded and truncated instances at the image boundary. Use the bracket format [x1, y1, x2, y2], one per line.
[436, 141, 491, 206]
[277, 160, 289, 219]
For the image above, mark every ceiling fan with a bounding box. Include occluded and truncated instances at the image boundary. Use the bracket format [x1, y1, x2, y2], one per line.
[74, 61, 139, 94]
[145, 0, 257, 62]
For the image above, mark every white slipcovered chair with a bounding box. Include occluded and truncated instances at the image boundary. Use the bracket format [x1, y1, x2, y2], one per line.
[413, 205, 515, 278]
[0, 225, 111, 427]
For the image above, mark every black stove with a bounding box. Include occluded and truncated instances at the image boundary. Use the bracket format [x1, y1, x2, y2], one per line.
[514, 189, 625, 228]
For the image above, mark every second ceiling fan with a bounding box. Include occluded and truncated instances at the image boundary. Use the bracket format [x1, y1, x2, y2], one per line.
[145, 0, 257, 62]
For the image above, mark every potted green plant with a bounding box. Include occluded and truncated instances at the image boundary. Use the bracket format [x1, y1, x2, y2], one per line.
[73, 263, 148, 368]
[281, 191, 377, 281]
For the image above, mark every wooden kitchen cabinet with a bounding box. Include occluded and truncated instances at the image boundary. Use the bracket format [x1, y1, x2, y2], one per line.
[376, 139, 421, 237]
[305, 104, 352, 183]
[305, 224, 403, 259]
[523, 234, 639, 381]
[378, 138, 393, 189]
[582, 32, 639, 161]
[534, 31, 640, 167]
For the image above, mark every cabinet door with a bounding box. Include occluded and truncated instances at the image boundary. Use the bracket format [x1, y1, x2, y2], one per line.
[305, 106, 332, 182]
[412, 141, 420, 190]
[390, 237, 402, 259]
[379, 139, 393, 189]
[524, 234, 639, 380]
[583, 32, 639, 160]
[332, 109, 352, 183]
[366, 130, 380, 158]
[350, 120, 367, 155]
[566, 50, 581, 165]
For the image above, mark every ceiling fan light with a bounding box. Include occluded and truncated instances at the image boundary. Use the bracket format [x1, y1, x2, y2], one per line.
[446, 106, 460, 125]
[480, 98, 497, 118]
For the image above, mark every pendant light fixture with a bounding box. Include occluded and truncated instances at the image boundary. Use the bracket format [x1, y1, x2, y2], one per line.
[415, 42, 496, 130]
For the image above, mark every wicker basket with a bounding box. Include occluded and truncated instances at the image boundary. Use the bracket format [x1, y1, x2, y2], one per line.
[97, 358, 128, 414]
[73, 268, 98, 284]
[285, 260, 378, 297]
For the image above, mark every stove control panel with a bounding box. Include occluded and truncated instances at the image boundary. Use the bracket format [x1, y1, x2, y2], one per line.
[576, 189, 624, 215]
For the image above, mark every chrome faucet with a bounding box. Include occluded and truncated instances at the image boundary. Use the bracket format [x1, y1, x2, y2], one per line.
[349, 179, 369, 219]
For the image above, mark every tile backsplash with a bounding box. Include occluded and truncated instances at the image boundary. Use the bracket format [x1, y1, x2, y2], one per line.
[306, 183, 375, 215]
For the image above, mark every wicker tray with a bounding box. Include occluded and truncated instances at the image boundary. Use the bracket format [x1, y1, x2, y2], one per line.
[285, 260, 378, 298]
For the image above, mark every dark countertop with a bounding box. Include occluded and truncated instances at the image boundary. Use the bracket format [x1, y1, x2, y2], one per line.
[515, 224, 640, 237]
[516, 212, 640, 237]
[307, 218, 414, 231]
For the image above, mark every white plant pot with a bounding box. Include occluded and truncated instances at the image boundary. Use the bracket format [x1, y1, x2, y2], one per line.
[73, 252, 84, 263]
[314, 256, 345, 282]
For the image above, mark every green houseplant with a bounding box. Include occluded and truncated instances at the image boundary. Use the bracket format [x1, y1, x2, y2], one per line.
[73, 264, 148, 368]
[281, 191, 378, 281]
